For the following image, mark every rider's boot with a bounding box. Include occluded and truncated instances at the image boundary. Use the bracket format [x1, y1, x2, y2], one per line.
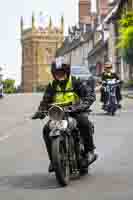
[118, 102, 122, 109]
[88, 151, 98, 166]
[102, 104, 105, 110]
[48, 162, 54, 172]
[83, 151, 98, 166]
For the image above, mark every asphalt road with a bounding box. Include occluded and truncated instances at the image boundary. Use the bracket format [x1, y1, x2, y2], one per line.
[0, 93, 133, 199]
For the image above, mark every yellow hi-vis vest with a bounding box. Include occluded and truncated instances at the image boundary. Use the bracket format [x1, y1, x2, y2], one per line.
[53, 77, 80, 106]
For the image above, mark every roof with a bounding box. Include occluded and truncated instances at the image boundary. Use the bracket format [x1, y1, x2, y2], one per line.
[56, 31, 93, 57]
[88, 39, 108, 58]
[96, 3, 119, 27]
[105, 0, 128, 23]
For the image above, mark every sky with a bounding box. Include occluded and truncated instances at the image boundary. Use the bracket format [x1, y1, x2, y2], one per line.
[0, 0, 96, 86]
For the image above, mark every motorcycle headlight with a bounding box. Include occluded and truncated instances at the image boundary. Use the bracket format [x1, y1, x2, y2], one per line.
[48, 105, 64, 121]
[49, 120, 68, 130]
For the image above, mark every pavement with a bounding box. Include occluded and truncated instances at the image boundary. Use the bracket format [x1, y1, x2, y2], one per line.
[0, 94, 133, 199]
[123, 90, 133, 99]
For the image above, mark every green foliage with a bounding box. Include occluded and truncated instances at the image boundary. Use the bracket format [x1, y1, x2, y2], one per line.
[123, 79, 133, 89]
[117, 11, 133, 64]
[2, 79, 16, 94]
[119, 11, 133, 28]
[122, 46, 133, 64]
[36, 85, 46, 92]
[117, 26, 133, 49]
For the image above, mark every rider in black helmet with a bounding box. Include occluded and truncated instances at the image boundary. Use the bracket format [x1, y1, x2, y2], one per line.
[100, 61, 122, 108]
[32, 57, 98, 172]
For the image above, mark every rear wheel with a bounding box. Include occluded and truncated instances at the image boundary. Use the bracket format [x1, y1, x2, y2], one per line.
[111, 110, 115, 116]
[80, 167, 88, 176]
[52, 136, 70, 186]
[110, 97, 116, 116]
[110, 106, 116, 116]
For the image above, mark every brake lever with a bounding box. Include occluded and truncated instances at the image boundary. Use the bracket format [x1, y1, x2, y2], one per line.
[64, 106, 74, 113]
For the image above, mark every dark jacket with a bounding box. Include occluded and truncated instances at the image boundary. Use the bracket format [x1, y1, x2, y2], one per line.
[38, 76, 96, 111]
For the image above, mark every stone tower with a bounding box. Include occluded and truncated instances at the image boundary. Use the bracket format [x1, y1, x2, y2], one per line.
[21, 13, 64, 92]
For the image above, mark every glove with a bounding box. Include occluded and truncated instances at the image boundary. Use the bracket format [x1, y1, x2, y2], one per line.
[74, 104, 88, 112]
[67, 104, 89, 113]
[32, 111, 45, 120]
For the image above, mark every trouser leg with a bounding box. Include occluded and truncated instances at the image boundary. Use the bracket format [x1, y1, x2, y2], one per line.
[42, 125, 52, 161]
[100, 87, 104, 102]
[100, 87, 107, 104]
[116, 86, 122, 102]
[74, 113, 95, 154]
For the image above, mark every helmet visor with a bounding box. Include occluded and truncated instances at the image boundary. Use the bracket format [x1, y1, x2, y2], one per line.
[54, 69, 66, 78]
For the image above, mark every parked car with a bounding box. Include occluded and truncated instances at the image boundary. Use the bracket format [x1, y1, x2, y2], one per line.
[71, 65, 96, 89]
[71, 65, 91, 80]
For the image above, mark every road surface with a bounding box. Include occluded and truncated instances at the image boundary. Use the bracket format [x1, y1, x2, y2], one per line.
[0, 94, 133, 199]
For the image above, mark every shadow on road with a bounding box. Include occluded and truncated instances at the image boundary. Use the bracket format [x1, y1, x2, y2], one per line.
[91, 111, 121, 117]
[91, 112, 109, 116]
[0, 173, 61, 190]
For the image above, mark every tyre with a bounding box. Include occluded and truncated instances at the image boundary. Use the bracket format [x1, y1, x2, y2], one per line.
[110, 106, 116, 116]
[52, 136, 70, 186]
[111, 110, 115, 116]
[80, 167, 88, 176]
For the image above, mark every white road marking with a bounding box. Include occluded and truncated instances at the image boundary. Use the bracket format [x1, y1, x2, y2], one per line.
[0, 117, 31, 142]
[0, 133, 13, 142]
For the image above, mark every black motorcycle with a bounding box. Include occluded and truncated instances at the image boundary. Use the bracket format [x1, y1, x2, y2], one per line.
[102, 79, 121, 116]
[32, 103, 91, 186]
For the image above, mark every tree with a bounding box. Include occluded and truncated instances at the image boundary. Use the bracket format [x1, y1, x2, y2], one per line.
[36, 84, 46, 92]
[117, 11, 133, 65]
[2, 79, 16, 94]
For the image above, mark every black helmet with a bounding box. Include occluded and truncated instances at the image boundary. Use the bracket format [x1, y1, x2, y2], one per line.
[51, 57, 70, 79]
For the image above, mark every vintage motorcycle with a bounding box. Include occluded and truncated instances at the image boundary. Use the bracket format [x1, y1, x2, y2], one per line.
[32, 103, 91, 186]
[102, 79, 121, 115]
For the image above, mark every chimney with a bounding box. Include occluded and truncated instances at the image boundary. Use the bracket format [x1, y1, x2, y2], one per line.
[96, 0, 109, 21]
[79, 0, 92, 25]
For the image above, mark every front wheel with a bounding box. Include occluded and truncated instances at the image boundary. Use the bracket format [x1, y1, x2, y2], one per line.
[111, 110, 115, 116]
[52, 136, 70, 186]
[109, 106, 116, 116]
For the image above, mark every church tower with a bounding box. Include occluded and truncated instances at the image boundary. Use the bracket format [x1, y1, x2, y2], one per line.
[21, 14, 64, 92]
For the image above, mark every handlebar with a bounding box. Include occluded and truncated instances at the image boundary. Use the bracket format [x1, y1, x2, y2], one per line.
[32, 103, 92, 120]
[102, 80, 121, 85]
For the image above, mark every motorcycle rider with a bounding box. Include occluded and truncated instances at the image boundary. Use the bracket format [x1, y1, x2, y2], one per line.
[32, 57, 98, 172]
[100, 61, 122, 109]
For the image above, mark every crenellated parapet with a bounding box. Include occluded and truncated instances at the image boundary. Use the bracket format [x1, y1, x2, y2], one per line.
[20, 13, 64, 41]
